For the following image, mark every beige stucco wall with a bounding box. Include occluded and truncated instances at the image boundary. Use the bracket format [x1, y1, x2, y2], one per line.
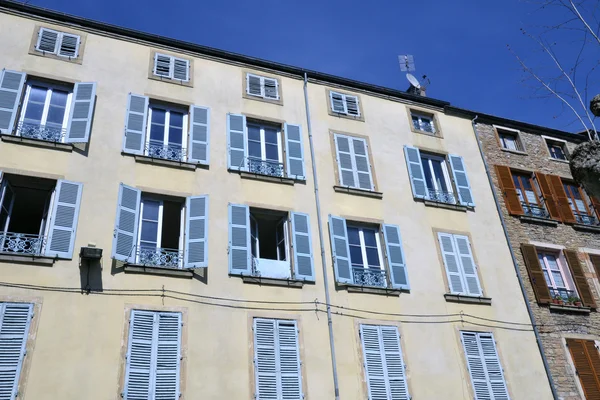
[0, 9, 552, 400]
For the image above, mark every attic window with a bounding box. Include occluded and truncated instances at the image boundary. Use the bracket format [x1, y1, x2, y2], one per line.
[35, 28, 80, 59]
[246, 73, 280, 100]
[153, 53, 190, 82]
[329, 91, 360, 117]
[496, 128, 524, 152]
[544, 137, 568, 160]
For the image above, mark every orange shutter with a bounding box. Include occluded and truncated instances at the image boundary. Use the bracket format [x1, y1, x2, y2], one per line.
[590, 254, 600, 280]
[591, 196, 600, 220]
[567, 338, 600, 399]
[520, 244, 552, 304]
[495, 165, 524, 216]
[547, 175, 576, 223]
[564, 249, 596, 308]
[535, 172, 562, 221]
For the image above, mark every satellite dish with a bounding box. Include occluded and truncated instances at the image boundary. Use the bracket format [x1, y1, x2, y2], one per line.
[406, 73, 421, 89]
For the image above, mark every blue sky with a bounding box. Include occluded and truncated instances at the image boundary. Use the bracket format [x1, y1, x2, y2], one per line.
[24, 0, 597, 132]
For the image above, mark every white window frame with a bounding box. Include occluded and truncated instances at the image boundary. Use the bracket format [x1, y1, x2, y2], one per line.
[153, 53, 190, 82]
[411, 111, 436, 133]
[145, 104, 189, 160]
[542, 135, 569, 160]
[329, 91, 360, 117]
[246, 73, 279, 100]
[495, 125, 524, 152]
[420, 153, 453, 195]
[538, 250, 577, 295]
[246, 122, 283, 163]
[35, 27, 81, 58]
[347, 225, 385, 272]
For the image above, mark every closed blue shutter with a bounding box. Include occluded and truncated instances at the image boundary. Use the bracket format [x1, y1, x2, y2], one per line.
[36, 28, 59, 53]
[122, 94, 148, 155]
[247, 74, 262, 97]
[330, 91, 346, 113]
[380, 326, 409, 400]
[0, 70, 26, 134]
[58, 33, 80, 58]
[382, 224, 409, 290]
[254, 319, 278, 399]
[403, 146, 427, 199]
[334, 135, 356, 188]
[184, 195, 208, 268]
[0, 303, 33, 400]
[437, 232, 465, 294]
[449, 154, 475, 207]
[479, 334, 509, 399]
[187, 105, 210, 165]
[124, 310, 154, 400]
[154, 313, 181, 399]
[277, 320, 302, 399]
[461, 332, 509, 400]
[227, 114, 247, 171]
[284, 123, 305, 180]
[111, 184, 141, 263]
[172, 58, 189, 82]
[228, 204, 251, 275]
[328, 215, 352, 284]
[66, 82, 96, 143]
[291, 212, 314, 281]
[45, 180, 83, 259]
[454, 235, 482, 296]
[352, 137, 374, 190]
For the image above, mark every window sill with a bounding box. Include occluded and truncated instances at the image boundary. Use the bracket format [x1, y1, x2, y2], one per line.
[500, 148, 528, 156]
[148, 74, 193, 88]
[132, 154, 203, 170]
[239, 171, 296, 185]
[444, 293, 492, 305]
[549, 157, 570, 164]
[1, 134, 73, 152]
[0, 253, 56, 266]
[242, 92, 283, 106]
[328, 111, 365, 122]
[518, 215, 559, 227]
[339, 283, 402, 296]
[572, 223, 600, 233]
[548, 303, 591, 314]
[422, 199, 470, 212]
[124, 264, 194, 278]
[333, 186, 383, 199]
[412, 129, 441, 138]
[240, 275, 306, 288]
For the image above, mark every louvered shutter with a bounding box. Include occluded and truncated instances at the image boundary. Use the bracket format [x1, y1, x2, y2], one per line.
[403, 146, 427, 199]
[277, 321, 302, 399]
[548, 175, 576, 223]
[228, 204, 251, 275]
[382, 224, 409, 290]
[184, 195, 208, 268]
[328, 215, 352, 284]
[494, 165, 524, 216]
[0, 70, 26, 134]
[591, 196, 600, 221]
[534, 173, 561, 220]
[589, 253, 600, 280]
[454, 235, 482, 296]
[345, 95, 360, 116]
[112, 184, 141, 263]
[124, 310, 154, 400]
[566, 339, 600, 399]
[462, 332, 510, 400]
[154, 313, 181, 399]
[188, 105, 210, 165]
[58, 33, 79, 58]
[154, 54, 172, 78]
[123, 94, 148, 155]
[66, 82, 96, 143]
[247, 74, 262, 97]
[438, 232, 465, 294]
[330, 91, 345, 113]
[227, 113, 247, 171]
[284, 123, 305, 180]
[449, 154, 475, 207]
[36, 28, 58, 53]
[352, 137, 374, 190]
[0, 303, 33, 400]
[479, 334, 509, 399]
[361, 325, 387, 400]
[520, 244, 552, 304]
[264, 78, 278, 99]
[291, 212, 314, 281]
[172, 58, 189, 82]
[254, 319, 278, 399]
[45, 180, 83, 259]
[381, 326, 409, 400]
[564, 249, 596, 308]
[334, 135, 356, 188]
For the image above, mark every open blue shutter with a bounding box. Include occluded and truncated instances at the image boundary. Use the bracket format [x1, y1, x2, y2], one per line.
[188, 105, 210, 165]
[328, 215, 352, 284]
[45, 180, 83, 259]
[382, 224, 409, 290]
[0, 70, 26, 134]
[254, 318, 278, 399]
[155, 313, 181, 399]
[403, 146, 427, 199]
[277, 320, 302, 399]
[66, 82, 96, 143]
[227, 114, 247, 171]
[449, 154, 475, 207]
[437, 232, 465, 294]
[228, 204, 250, 275]
[124, 310, 154, 400]
[112, 184, 141, 263]
[479, 334, 509, 399]
[291, 212, 314, 281]
[454, 235, 482, 296]
[0, 303, 33, 400]
[284, 123, 305, 180]
[122, 94, 148, 155]
[185, 195, 208, 268]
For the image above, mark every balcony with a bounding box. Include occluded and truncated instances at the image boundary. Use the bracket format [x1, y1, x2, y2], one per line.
[0, 232, 45, 255]
[573, 211, 599, 226]
[352, 267, 387, 288]
[522, 203, 550, 219]
[246, 157, 284, 178]
[134, 246, 183, 269]
[145, 142, 186, 162]
[16, 122, 65, 143]
[426, 189, 456, 205]
[549, 287, 575, 301]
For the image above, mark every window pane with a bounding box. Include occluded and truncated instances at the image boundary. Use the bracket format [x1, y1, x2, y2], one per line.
[349, 245, 363, 266]
[265, 144, 278, 161]
[151, 108, 166, 124]
[543, 270, 552, 287]
[248, 125, 260, 141]
[142, 201, 160, 220]
[421, 158, 435, 190]
[169, 111, 183, 128]
[168, 126, 183, 146]
[545, 254, 559, 270]
[140, 221, 159, 242]
[552, 270, 565, 288]
[49, 90, 68, 107]
[366, 247, 380, 267]
[264, 128, 278, 144]
[23, 102, 44, 124]
[362, 229, 377, 247]
[248, 141, 261, 158]
[430, 159, 448, 192]
[411, 115, 420, 130]
[347, 227, 360, 245]
[277, 241, 286, 261]
[525, 190, 538, 205]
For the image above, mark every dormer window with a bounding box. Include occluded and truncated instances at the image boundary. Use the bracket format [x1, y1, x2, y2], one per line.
[246, 73, 280, 100]
[34, 27, 80, 59]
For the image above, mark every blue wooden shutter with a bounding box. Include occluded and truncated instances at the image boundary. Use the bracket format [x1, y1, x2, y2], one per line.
[454, 235, 482, 296]
[284, 123, 305, 180]
[45, 180, 83, 259]
[352, 137, 374, 190]
[328, 215, 352, 284]
[185, 195, 208, 268]
[154, 54, 172, 78]
[228, 203, 251, 275]
[403, 146, 427, 199]
[345, 95, 360, 116]
[382, 224, 409, 290]
[66, 82, 96, 143]
[461, 332, 509, 400]
[0, 303, 33, 400]
[334, 135, 356, 188]
[227, 114, 247, 171]
[187, 105, 210, 165]
[449, 154, 475, 207]
[330, 91, 346, 113]
[360, 324, 387, 400]
[58, 33, 80, 58]
[479, 333, 509, 399]
[0, 70, 26, 134]
[277, 320, 303, 399]
[263, 77, 279, 99]
[247, 74, 262, 96]
[254, 318, 278, 399]
[154, 312, 182, 399]
[124, 310, 154, 399]
[291, 212, 314, 281]
[122, 94, 148, 155]
[172, 58, 189, 82]
[380, 326, 410, 400]
[36, 28, 59, 53]
[437, 232, 465, 294]
[112, 184, 141, 263]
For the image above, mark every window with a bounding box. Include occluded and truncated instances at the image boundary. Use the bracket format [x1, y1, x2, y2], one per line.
[496, 127, 524, 152]
[329, 91, 360, 117]
[511, 172, 548, 218]
[146, 104, 188, 161]
[545, 138, 568, 160]
[19, 80, 71, 142]
[0, 173, 83, 259]
[566, 338, 600, 399]
[0, 302, 33, 399]
[111, 184, 208, 269]
[347, 224, 386, 287]
[461, 331, 509, 399]
[247, 121, 284, 177]
[153, 53, 190, 82]
[253, 318, 303, 399]
[563, 182, 598, 225]
[334, 133, 374, 191]
[537, 250, 577, 300]
[123, 310, 182, 400]
[34, 27, 80, 59]
[359, 324, 410, 400]
[228, 204, 314, 281]
[410, 110, 436, 134]
[246, 73, 279, 100]
[437, 232, 482, 296]
[420, 152, 455, 204]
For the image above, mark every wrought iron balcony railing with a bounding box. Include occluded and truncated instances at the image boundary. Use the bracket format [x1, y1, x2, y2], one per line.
[522, 203, 550, 219]
[245, 157, 284, 178]
[573, 211, 599, 226]
[145, 142, 186, 162]
[0, 232, 45, 255]
[134, 246, 183, 269]
[549, 287, 576, 301]
[426, 189, 456, 205]
[16, 122, 65, 142]
[352, 267, 387, 288]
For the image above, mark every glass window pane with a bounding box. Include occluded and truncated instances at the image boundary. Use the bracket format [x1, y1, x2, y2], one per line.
[46, 105, 66, 125]
[362, 229, 377, 247]
[140, 241, 157, 250]
[169, 111, 183, 128]
[347, 227, 360, 245]
[545, 254, 559, 270]
[525, 190, 538, 205]
[168, 126, 183, 146]
[151, 108, 166, 124]
[28, 86, 47, 104]
[430, 159, 448, 192]
[248, 141, 262, 158]
[543, 270, 552, 287]
[265, 144, 278, 161]
[277, 241, 286, 261]
[248, 125, 261, 141]
[142, 201, 160, 220]
[366, 247, 380, 267]
[411, 115, 420, 130]
[349, 245, 363, 265]
[552, 270, 565, 288]
[421, 158, 434, 190]
[140, 221, 158, 242]
[150, 123, 165, 142]
[264, 128, 278, 144]
[23, 102, 44, 123]
[50, 90, 68, 107]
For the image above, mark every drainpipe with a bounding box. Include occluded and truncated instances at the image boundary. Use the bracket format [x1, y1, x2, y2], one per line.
[470, 115, 559, 400]
[303, 72, 340, 400]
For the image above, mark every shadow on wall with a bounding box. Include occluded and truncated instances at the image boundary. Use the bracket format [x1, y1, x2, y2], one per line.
[79, 257, 103, 293]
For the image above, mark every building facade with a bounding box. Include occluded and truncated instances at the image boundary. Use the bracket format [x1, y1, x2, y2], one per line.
[0, 1, 555, 399]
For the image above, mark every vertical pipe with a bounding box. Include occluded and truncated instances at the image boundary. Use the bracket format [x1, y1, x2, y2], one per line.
[303, 72, 340, 400]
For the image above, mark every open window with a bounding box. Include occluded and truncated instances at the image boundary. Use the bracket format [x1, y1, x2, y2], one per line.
[512, 171, 549, 218]
[410, 109, 437, 135]
[563, 180, 600, 226]
[329, 90, 360, 117]
[495, 126, 525, 152]
[0, 172, 83, 259]
[544, 136, 569, 160]
[250, 209, 291, 279]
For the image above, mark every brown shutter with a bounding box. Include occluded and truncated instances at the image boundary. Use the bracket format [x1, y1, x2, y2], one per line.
[590, 254, 600, 279]
[521, 243, 552, 304]
[535, 172, 562, 221]
[547, 175, 576, 223]
[495, 165, 524, 216]
[591, 196, 600, 220]
[566, 338, 600, 399]
[564, 249, 597, 308]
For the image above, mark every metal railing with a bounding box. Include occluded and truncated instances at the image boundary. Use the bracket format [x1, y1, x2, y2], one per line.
[134, 246, 183, 269]
[426, 189, 456, 205]
[352, 267, 387, 288]
[573, 211, 599, 226]
[145, 142, 186, 162]
[549, 287, 576, 301]
[16, 122, 65, 142]
[245, 157, 284, 178]
[0, 232, 45, 255]
[522, 202, 550, 219]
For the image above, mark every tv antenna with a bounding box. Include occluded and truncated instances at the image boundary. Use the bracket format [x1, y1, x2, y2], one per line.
[399, 54, 430, 95]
